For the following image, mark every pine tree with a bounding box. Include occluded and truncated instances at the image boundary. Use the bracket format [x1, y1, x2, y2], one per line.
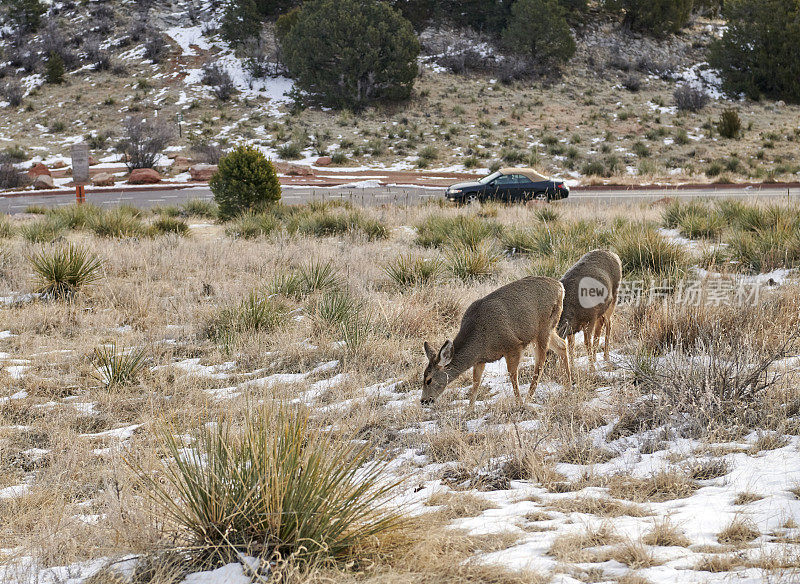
[619, 0, 694, 36]
[221, 0, 263, 45]
[281, 0, 420, 109]
[2, 0, 46, 32]
[710, 0, 800, 103]
[45, 52, 65, 84]
[502, 0, 576, 67]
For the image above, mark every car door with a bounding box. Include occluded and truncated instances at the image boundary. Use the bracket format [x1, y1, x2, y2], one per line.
[489, 174, 517, 201]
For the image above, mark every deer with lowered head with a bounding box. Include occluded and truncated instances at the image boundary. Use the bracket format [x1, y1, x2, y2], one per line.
[422, 275, 572, 406]
[558, 249, 622, 369]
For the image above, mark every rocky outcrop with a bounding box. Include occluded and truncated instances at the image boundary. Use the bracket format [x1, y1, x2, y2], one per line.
[189, 164, 217, 181]
[33, 174, 55, 189]
[128, 168, 162, 184]
[173, 156, 192, 173]
[28, 163, 51, 178]
[315, 156, 332, 166]
[92, 172, 116, 187]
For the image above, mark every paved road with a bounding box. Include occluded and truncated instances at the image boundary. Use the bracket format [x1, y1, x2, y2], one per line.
[2, 184, 800, 213]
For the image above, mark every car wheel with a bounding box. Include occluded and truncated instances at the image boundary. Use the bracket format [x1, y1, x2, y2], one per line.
[466, 193, 479, 205]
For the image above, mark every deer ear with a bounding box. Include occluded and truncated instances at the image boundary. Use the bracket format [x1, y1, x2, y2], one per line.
[424, 341, 436, 361]
[438, 340, 453, 367]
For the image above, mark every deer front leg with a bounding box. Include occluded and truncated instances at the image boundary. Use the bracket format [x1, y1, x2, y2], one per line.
[469, 362, 486, 408]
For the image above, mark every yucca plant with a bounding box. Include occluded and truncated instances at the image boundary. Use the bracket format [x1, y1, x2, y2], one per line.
[298, 259, 341, 294]
[181, 198, 218, 218]
[315, 289, 363, 329]
[224, 212, 279, 239]
[46, 204, 102, 230]
[415, 215, 500, 249]
[447, 242, 501, 282]
[150, 204, 181, 218]
[499, 227, 540, 256]
[135, 405, 403, 564]
[207, 291, 289, 340]
[613, 225, 689, 278]
[678, 210, 724, 240]
[383, 254, 441, 287]
[0, 214, 14, 238]
[88, 208, 147, 238]
[93, 342, 148, 387]
[533, 206, 560, 223]
[19, 217, 66, 243]
[28, 244, 104, 299]
[150, 216, 190, 236]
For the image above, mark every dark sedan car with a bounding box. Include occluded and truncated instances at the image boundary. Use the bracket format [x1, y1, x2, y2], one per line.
[446, 168, 569, 204]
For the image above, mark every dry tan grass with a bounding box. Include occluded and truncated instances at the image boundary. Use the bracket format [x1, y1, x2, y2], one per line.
[609, 540, 661, 569]
[606, 469, 697, 503]
[733, 491, 764, 506]
[642, 518, 691, 547]
[547, 524, 621, 563]
[426, 491, 499, 519]
[694, 554, 745, 572]
[3, 200, 800, 580]
[548, 496, 649, 518]
[717, 517, 761, 546]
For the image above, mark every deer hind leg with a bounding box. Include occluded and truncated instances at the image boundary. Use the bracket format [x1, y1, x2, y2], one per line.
[592, 316, 604, 359]
[603, 304, 615, 360]
[549, 330, 572, 388]
[505, 347, 523, 403]
[469, 362, 486, 408]
[527, 337, 547, 397]
[583, 324, 596, 370]
[567, 333, 576, 361]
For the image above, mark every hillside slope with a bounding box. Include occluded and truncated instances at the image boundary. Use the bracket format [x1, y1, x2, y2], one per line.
[1, 0, 799, 186]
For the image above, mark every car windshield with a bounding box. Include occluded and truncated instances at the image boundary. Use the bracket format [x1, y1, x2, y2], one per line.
[478, 171, 503, 184]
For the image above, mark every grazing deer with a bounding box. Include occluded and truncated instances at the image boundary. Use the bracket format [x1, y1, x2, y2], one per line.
[422, 276, 572, 406]
[558, 249, 622, 369]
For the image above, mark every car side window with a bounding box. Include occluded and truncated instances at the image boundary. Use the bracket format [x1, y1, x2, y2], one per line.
[494, 175, 514, 185]
[510, 174, 530, 184]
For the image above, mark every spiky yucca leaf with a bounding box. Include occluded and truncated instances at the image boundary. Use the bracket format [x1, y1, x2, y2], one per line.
[383, 254, 441, 287]
[93, 342, 148, 387]
[28, 244, 104, 299]
[136, 405, 403, 564]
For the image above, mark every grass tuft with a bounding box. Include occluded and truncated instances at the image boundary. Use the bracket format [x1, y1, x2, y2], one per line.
[28, 243, 104, 299]
[93, 342, 148, 387]
[383, 254, 442, 287]
[133, 404, 403, 564]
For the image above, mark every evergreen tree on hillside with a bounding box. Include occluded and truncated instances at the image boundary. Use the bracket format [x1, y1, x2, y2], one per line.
[281, 0, 420, 109]
[254, 0, 298, 19]
[221, 0, 262, 45]
[1, 0, 46, 32]
[618, 0, 694, 36]
[437, 0, 512, 35]
[710, 0, 800, 103]
[502, 0, 575, 67]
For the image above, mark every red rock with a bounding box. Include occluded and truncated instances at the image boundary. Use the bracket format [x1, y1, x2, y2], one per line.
[286, 164, 314, 176]
[33, 174, 55, 190]
[128, 168, 162, 184]
[189, 164, 217, 181]
[88, 156, 99, 166]
[92, 172, 115, 187]
[173, 156, 192, 173]
[315, 156, 332, 166]
[28, 163, 51, 178]
[52, 161, 67, 169]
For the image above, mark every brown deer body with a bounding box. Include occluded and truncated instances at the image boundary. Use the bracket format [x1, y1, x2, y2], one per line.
[422, 276, 572, 406]
[558, 249, 622, 368]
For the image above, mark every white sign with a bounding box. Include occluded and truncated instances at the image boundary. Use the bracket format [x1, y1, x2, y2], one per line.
[71, 143, 90, 185]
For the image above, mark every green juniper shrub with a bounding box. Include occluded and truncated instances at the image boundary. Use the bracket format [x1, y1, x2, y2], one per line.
[281, 0, 420, 109]
[211, 145, 281, 220]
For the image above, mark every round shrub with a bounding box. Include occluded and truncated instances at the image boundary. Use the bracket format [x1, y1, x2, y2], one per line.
[620, 0, 693, 37]
[502, 0, 575, 68]
[210, 145, 281, 220]
[281, 0, 420, 109]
